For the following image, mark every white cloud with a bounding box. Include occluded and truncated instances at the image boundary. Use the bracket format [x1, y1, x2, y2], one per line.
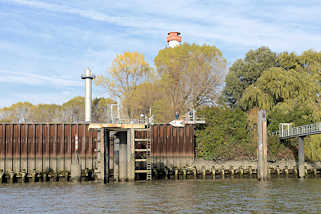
[7, 0, 321, 53]
[0, 70, 80, 87]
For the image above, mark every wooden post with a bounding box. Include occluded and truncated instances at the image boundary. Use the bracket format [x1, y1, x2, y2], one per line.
[211, 166, 216, 179]
[221, 167, 225, 178]
[239, 167, 243, 177]
[193, 167, 197, 179]
[183, 168, 187, 179]
[174, 168, 179, 179]
[298, 136, 305, 178]
[257, 110, 268, 180]
[202, 167, 206, 179]
[164, 167, 169, 179]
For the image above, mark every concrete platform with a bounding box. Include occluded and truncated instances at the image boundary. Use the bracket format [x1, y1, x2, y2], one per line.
[88, 123, 145, 130]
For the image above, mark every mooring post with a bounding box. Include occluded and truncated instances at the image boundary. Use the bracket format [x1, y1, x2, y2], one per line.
[193, 167, 197, 179]
[0, 170, 3, 183]
[174, 168, 179, 179]
[298, 136, 305, 178]
[202, 167, 206, 179]
[211, 166, 216, 179]
[257, 110, 268, 180]
[183, 168, 187, 179]
[164, 167, 169, 179]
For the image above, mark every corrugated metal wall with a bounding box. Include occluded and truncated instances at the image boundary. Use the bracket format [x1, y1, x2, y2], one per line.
[151, 124, 195, 168]
[0, 123, 195, 174]
[0, 124, 98, 173]
[149, 124, 195, 168]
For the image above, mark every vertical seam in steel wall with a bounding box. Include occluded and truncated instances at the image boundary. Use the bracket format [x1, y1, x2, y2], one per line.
[183, 124, 186, 166]
[81, 125, 85, 169]
[4, 125, 6, 171]
[33, 124, 36, 171]
[55, 124, 58, 174]
[48, 124, 50, 170]
[41, 124, 43, 173]
[170, 125, 173, 168]
[63, 124, 65, 171]
[163, 125, 166, 167]
[11, 124, 14, 171]
[26, 124, 29, 173]
[69, 124, 72, 166]
[19, 125, 21, 172]
[77, 124, 79, 167]
[87, 127, 94, 170]
[157, 125, 160, 169]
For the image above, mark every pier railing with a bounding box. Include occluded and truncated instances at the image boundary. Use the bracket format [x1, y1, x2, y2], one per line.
[279, 122, 321, 139]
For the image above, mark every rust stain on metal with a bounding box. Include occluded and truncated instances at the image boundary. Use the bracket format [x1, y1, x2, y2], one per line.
[0, 123, 195, 172]
[0, 124, 98, 172]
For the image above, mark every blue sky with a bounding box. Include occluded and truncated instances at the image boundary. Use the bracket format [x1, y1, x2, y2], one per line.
[1, 0, 321, 107]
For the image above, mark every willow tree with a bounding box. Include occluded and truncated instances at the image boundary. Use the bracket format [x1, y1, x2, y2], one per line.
[222, 47, 277, 107]
[95, 51, 151, 118]
[240, 51, 321, 126]
[241, 68, 319, 111]
[154, 43, 226, 121]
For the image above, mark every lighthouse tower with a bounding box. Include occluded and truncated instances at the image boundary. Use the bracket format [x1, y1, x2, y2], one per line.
[167, 32, 182, 48]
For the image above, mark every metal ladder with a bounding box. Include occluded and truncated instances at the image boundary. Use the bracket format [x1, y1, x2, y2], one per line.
[134, 128, 152, 181]
[146, 137, 152, 180]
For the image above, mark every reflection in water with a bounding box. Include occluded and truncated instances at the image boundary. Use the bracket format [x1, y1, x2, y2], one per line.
[0, 178, 320, 214]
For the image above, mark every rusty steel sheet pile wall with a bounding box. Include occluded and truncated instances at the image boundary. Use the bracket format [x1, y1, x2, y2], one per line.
[151, 124, 194, 169]
[0, 124, 98, 174]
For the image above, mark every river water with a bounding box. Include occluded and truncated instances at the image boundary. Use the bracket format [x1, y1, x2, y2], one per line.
[0, 178, 320, 214]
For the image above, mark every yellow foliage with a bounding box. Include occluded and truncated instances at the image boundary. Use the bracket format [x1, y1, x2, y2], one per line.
[305, 135, 321, 161]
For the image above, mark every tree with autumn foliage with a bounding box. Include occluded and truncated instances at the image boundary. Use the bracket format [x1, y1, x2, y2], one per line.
[154, 43, 227, 122]
[95, 51, 151, 118]
[0, 97, 115, 123]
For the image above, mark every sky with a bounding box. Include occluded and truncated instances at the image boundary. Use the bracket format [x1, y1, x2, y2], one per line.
[0, 0, 321, 107]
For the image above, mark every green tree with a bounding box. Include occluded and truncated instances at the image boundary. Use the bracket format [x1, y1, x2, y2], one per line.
[240, 57, 320, 113]
[196, 107, 254, 160]
[222, 47, 277, 107]
[154, 43, 226, 122]
[239, 51, 321, 161]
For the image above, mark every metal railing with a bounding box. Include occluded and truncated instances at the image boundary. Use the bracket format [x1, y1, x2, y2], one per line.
[279, 122, 321, 139]
[181, 115, 206, 124]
